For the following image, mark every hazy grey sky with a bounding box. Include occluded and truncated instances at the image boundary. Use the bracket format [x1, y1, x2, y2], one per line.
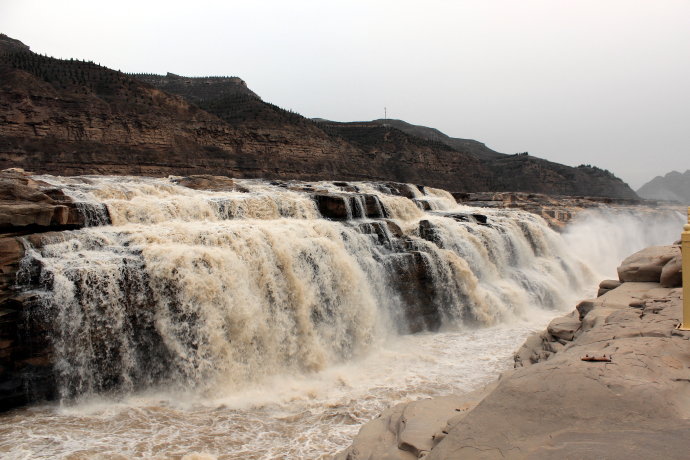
[2, 0, 688, 188]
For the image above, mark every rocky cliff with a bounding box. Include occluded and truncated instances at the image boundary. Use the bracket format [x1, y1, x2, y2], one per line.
[314, 119, 638, 199]
[0, 34, 639, 199]
[638, 170, 690, 203]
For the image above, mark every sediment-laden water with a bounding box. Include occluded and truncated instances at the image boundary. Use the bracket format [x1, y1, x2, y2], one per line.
[0, 176, 683, 459]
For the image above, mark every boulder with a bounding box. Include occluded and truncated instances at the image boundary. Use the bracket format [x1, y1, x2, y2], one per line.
[334, 395, 471, 460]
[514, 332, 548, 367]
[384, 220, 404, 238]
[600, 279, 622, 290]
[660, 254, 682, 288]
[546, 312, 581, 341]
[597, 279, 622, 297]
[617, 245, 679, 283]
[575, 299, 597, 320]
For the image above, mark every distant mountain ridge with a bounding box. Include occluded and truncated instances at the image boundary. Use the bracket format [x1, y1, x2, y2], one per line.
[0, 33, 638, 199]
[637, 170, 690, 203]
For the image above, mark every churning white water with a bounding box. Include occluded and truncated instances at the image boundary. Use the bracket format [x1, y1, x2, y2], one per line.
[0, 176, 683, 459]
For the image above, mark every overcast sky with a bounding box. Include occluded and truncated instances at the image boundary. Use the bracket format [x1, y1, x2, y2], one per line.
[2, 0, 688, 188]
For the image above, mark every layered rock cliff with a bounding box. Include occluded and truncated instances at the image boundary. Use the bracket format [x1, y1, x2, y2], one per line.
[0, 34, 638, 199]
[315, 119, 638, 199]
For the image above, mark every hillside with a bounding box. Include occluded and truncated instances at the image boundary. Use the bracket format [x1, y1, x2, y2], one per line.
[371, 118, 507, 161]
[0, 34, 638, 198]
[487, 156, 637, 198]
[637, 170, 690, 203]
[316, 119, 638, 199]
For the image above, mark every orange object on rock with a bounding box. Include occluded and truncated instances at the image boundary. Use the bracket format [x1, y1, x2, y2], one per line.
[581, 354, 612, 362]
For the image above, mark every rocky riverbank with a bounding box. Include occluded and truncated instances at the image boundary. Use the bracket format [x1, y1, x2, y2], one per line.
[336, 244, 690, 459]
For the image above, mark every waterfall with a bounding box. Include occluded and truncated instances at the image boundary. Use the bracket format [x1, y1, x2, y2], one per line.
[16, 175, 681, 403]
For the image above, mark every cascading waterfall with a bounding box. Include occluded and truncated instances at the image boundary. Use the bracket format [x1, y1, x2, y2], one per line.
[17, 176, 600, 401]
[5, 175, 685, 459]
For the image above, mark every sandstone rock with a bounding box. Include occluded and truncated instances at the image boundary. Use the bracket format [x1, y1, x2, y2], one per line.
[0, 237, 23, 303]
[313, 193, 387, 220]
[358, 222, 397, 248]
[334, 395, 472, 460]
[341, 248, 690, 460]
[597, 279, 622, 296]
[617, 245, 679, 283]
[597, 287, 609, 297]
[546, 312, 581, 341]
[0, 238, 54, 411]
[424, 283, 690, 460]
[599, 279, 622, 290]
[575, 299, 597, 320]
[660, 254, 682, 288]
[513, 332, 547, 367]
[0, 169, 101, 231]
[383, 183, 420, 199]
[441, 213, 482, 224]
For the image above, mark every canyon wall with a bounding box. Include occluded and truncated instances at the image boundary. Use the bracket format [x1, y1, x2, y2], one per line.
[0, 34, 638, 199]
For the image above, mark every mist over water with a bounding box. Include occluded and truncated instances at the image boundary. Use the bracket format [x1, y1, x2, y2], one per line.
[1, 176, 683, 459]
[562, 207, 685, 280]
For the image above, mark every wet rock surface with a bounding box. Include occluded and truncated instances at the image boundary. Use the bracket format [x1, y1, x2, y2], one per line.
[0, 169, 114, 410]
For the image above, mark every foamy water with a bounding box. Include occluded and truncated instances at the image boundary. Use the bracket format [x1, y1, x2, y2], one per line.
[0, 314, 558, 460]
